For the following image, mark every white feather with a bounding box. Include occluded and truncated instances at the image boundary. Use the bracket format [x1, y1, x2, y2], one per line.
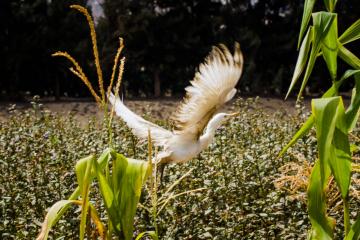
[108, 93, 173, 146]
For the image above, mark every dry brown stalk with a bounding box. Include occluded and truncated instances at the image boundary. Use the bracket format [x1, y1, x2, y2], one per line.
[52, 51, 102, 104]
[275, 153, 360, 215]
[107, 38, 124, 99]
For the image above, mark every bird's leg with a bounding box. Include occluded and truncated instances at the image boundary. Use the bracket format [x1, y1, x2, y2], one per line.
[157, 162, 167, 187]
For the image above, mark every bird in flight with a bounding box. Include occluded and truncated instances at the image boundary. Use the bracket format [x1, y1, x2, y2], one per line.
[109, 43, 243, 174]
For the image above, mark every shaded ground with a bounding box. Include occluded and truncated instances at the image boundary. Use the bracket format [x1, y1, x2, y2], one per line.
[0, 97, 310, 123]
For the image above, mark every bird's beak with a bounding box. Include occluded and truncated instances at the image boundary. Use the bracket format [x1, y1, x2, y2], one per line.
[228, 111, 240, 117]
[225, 112, 240, 121]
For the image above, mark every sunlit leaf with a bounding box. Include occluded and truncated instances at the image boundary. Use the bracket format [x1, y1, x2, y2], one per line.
[344, 214, 360, 240]
[323, 0, 337, 12]
[94, 158, 120, 233]
[298, 12, 336, 99]
[36, 200, 77, 240]
[135, 231, 159, 240]
[75, 155, 95, 240]
[339, 19, 360, 45]
[298, 0, 317, 48]
[346, 73, 360, 131]
[286, 27, 313, 99]
[279, 81, 341, 157]
[278, 115, 314, 156]
[111, 152, 149, 240]
[307, 160, 334, 240]
[321, 14, 338, 81]
[328, 98, 351, 198]
[338, 44, 360, 69]
[312, 97, 340, 183]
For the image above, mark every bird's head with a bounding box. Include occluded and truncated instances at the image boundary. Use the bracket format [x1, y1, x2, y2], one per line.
[207, 112, 239, 132]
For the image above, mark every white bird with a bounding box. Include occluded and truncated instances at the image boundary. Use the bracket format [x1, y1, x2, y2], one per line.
[109, 43, 243, 172]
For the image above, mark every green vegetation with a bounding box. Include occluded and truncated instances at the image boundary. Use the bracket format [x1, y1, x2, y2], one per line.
[2, 1, 360, 239]
[0, 97, 337, 239]
[280, 0, 360, 238]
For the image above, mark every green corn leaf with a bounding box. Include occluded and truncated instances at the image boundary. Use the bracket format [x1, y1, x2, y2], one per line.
[312, 97, 340, 183]
[278, 115, 314, 156]
[338, 44, 360, 69]
[110, 152, 149, 240]
[97, 147, 113, 170]
[344, 214, 360, 240]
[280, 70, 360, 157]
[298, 0, 317, 48]
[321, 14, 338, 81]
[328, 98, 351, 198]
[339, 19, 360, 45]
[75, 155, 95, 240]
[112, 153, 128, 203]
[135, 231, 159, 240]
[93, 158, 120, 233]
[308, 160, 334, 240]
[36, 200, 77, 240]
[346, 73, 360, 131]
[279, 82, 341, 157]
[298, 12, 336, 99]
[323, 0, 337, 12]
[286, 27, 313, 99]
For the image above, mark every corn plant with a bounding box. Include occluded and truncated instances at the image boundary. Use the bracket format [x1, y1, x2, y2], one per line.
[280, 0, 360, 238]
[36, 5, 150, 240]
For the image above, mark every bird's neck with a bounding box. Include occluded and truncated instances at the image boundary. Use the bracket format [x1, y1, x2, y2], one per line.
[199, 127, 217, 150]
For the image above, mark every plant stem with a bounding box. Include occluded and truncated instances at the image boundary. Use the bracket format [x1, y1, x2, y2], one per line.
[344, 196, 350, 235]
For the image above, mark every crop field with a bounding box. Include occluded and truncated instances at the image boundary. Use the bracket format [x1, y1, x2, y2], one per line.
[2, 0, 360, 239]
[1, 97, 360, 239]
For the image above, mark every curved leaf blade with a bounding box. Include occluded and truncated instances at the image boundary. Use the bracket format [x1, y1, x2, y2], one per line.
[339, 19, 360, 45]
[298, 0, 317, 48]
[36, 200, 77, 240]
[307, 160, 334, 240]
[312, 96, 340, 183]
[321, 14, 338, 81]
[286, 27, 313, 99]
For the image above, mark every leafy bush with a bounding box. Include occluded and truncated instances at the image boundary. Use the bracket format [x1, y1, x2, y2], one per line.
[2, 97, 349, 239]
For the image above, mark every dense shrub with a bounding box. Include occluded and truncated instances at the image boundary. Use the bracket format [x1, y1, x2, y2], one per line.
[1, 98, 359, 239]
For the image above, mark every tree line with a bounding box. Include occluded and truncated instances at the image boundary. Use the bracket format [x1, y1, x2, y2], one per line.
[1, 0, 359, 100]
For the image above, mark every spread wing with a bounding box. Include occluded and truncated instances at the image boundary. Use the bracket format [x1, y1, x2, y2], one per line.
[108, 93, 174, 146]
[171, 42, 243, 137]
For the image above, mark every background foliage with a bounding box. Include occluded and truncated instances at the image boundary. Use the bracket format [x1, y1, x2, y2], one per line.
[1, 0, 359, 99]
[2, 98, 360, 239]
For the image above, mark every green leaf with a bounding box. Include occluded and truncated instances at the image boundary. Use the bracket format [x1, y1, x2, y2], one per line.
[36, 200, 77, 240]
[94, 152, 149, 240]
[112, 153, 149, 240]
[278, 115, 314, 156]
[346, 73, 360, 131]
[307, 160, 334, 240]
[97, 147, 113, 170]
[286, 27, 313, 99]
[75, 155, 95, 240]
[339, 19, 360, 45]
[298, 0, 317, 48]
[135, 231, 159, 240]
[328, 98, 351, 198]
[312, 97, 340, 183]
[321, 14, 338, 81]
[298, 12, 336, 99]
[345, 214, 360, 240]
[323, 0, 337, 12]
[93, 158, 120, 233]
[338, 44, 360, 69]
[279, 82, 341, 157]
